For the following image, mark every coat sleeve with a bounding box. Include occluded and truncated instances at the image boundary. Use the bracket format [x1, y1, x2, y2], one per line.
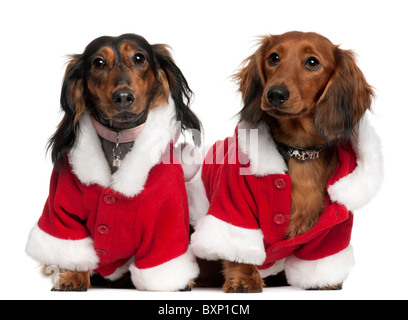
[285, 202, 355, 289]
[25, 163, 99, 271]
[191, 140, 266, 265]
[129, 163, 199, 291]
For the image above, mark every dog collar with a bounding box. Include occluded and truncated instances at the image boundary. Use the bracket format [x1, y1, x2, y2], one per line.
[276, 143, 327, 161]
[91, 117, 145, 144]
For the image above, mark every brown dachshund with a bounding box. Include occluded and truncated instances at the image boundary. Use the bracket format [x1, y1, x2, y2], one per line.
[26, 34, 201, 291]
[191, 31, 381, 292]
[227, 31, 373, 292]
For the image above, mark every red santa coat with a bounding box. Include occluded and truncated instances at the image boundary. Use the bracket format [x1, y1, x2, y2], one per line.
[190, 117, 383, 289]
[26, 99, 199, 291]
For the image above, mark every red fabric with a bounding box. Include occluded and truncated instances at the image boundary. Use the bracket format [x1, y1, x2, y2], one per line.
[38, 147, 190, 277]
[201, 128, 357, 270]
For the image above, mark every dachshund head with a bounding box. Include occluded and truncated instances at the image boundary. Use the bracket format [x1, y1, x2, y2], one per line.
[49, 34, 201, 167]
[235, 31, 374, 143]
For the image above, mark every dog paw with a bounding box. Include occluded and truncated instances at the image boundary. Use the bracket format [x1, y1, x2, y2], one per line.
[50, 269, 90, 292]
[307, 283, 343, 291]
[179, 281, 195, 292]
[223, 281, 263, 293]
[222, 261, 264, 293]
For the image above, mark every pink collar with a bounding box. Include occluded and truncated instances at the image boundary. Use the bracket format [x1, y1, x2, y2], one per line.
[91, 117, 145, 144]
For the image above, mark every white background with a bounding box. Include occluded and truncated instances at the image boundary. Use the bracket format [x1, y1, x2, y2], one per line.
[1, 0, 407, 300]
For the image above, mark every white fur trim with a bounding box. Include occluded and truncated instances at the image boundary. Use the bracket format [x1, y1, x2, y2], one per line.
[258, 259, 285, 278]
[186, 166, 209, 227]
[328, 116, 384, 211]
[69, 114, 111, 188]
[129, 248, 199, 291]
[69, 98, 180, 197]
[191, 215, 266, 265]
[25, 224, 99, 271]
[237, 121, 287, 176]
[285, 246, 354, 289]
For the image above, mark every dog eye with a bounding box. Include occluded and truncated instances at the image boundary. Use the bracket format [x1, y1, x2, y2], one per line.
[305, 57, 320, 70]
[133, 53, 146, 65]
[268, 52, 280, 66]
[92, 58, 106, 70]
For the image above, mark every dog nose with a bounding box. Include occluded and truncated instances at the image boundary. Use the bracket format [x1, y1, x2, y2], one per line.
[266, 86, 290, 106]
[112, 89, 135, 109]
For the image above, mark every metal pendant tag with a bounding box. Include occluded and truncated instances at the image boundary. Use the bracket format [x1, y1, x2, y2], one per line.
[112, 133, 122, 168]
[113, 156, 121, 168]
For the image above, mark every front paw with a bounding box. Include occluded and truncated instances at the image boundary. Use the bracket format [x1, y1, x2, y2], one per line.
[222, 261, 264, 293]
[307, 283, 343, 290]
[45, 267, 90, 291]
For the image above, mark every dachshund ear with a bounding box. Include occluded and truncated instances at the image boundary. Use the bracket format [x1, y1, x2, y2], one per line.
[47, 54, 85, 168]
[235, 40, 269, 124]
[153, 44, 202, 146]
[314, 48, 374, 142]
[235, 55, 264, 123]
[150, 45, 171, 108]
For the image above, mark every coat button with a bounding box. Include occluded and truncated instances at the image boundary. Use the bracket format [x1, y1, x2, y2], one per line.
[97, 225, 110, 235]
[95, 248, 107, 256]
[274, 178, 286, 189]
[274, 214, 286, 225]
[103, 195, 116, 205]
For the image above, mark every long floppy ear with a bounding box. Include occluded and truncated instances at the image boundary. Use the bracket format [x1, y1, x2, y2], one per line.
[152, 44, 202, 146]
[314, 48, 374, 142]
[47, 54, 86, 169]
[235, 39, 268, 124]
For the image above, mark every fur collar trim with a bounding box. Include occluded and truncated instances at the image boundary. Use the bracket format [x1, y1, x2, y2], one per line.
[327, 116, 384, 211]
[237, 115, 383, 211]
[237, 121, 288, 175]
[68, 98, 179, 198]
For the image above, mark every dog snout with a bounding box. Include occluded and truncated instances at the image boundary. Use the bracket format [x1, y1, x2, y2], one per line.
[112, 89, 135, 109]
[266, 86, 290, 106]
